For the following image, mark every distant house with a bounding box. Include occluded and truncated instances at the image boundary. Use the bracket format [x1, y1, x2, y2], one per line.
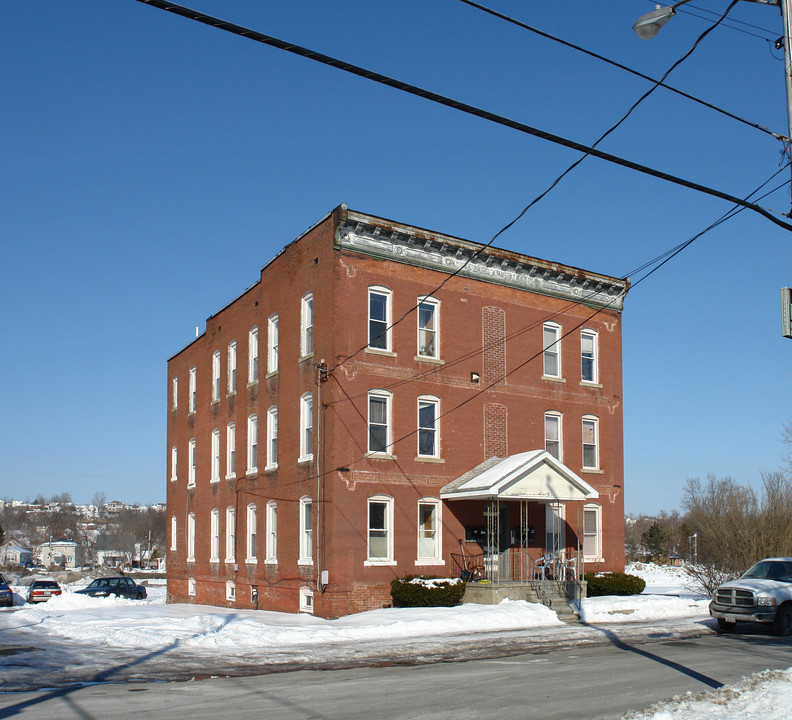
[0, 542, 33, 567]
[36, 541, 85, 569]
[105, 500, 126, 514]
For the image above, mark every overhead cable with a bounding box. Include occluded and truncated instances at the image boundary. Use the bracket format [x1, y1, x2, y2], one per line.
[134, 0, 792, 232]
[458, 0, 786, 142]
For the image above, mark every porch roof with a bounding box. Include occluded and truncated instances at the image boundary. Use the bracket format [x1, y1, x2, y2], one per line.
[440, 450, 599, 502]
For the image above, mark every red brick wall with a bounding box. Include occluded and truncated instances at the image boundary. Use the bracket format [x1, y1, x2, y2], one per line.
[167, 208, 626, 619]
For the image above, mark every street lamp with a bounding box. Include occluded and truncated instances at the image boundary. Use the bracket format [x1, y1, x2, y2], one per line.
[633, 0, 792, 212]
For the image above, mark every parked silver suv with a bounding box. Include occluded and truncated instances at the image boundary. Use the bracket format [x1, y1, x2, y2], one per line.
[709, 557, 792, 635]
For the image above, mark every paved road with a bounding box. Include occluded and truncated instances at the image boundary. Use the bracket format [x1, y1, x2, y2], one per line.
[1, 630, 791, 719]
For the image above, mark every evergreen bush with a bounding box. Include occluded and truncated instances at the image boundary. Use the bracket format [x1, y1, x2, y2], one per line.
[390, 575, 466, 607]
[584, 571, 646, 597]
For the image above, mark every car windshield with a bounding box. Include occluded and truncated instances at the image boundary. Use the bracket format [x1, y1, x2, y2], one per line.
[35, 581, 58, 589]
[87, 579, 103, 588]
[0, 574, 6, 584]
[743, 561, 792, 581]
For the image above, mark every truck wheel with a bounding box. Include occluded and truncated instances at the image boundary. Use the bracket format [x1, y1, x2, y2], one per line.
[717, 618, 736, 633]
[773, 604, 792, 636]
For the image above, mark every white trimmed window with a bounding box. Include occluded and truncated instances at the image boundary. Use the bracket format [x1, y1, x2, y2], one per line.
[542, 323, 561, 378]
[170, 515, 177, 551]
[417, 499, 441, 562]
[188, 367, 197, 412]
[188, 439, 196, 487]
[299, 585, 314, 613]
[170, 446, 178, 483]
[188, 577, 196, 596]
[267, 314, 278, 374]
[266, 406, 278, 469]
[368, 390, 392, 455]
[299, 393, 313, 461]
[210, 508, 220, 562]
[212, 350, 221, 402]
[544, 412, 562, 461]
[211, 429, 220, 482]
[301, 293, 314, 357]
[225, 507, 235, 563]
[266, 501, 277, 564]
[583, 504, 602, 560]
[172, 377, 178, 410]
[582, 416, 599, 469]
[227, 341, 237, 394]
[246, 504, 257, 563]
[187, 512, 195, 561]
[581, 329, 598, 383]
[226, 423, 236, 479]
[368, 286, 392, 351]
[247, 414, 258, 474]
[367, 495, 394, 564]
[248, 327, 259, 383]
[417, 396, 439, 458]
[417, 296, 439, 359]
[226, 581, 235, 601]
[299, 497, 313, 565]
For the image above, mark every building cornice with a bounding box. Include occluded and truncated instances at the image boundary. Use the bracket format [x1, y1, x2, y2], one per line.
[336, 208, 628, 311]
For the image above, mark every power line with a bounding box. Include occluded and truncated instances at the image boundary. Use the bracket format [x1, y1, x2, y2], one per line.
[458, 0, 786, 142]
[134, 0, 792, 231]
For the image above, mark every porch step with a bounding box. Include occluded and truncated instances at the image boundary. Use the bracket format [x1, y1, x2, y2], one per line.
[526, 582, 581, 624]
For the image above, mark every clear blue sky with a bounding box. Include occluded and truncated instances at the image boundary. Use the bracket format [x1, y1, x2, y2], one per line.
[2, 1, 790, 514]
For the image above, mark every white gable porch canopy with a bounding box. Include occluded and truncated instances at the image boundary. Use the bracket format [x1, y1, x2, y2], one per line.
[440, 450, 599, 502]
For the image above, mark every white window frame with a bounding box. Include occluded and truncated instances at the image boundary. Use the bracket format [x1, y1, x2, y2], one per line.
[299, 393, 313, 462]
[266, 406, 278, 470]
[299, 585, 314, 614]
[170, 515, 177, 551]
[187, 512, 195, 562]
[227, 340, 237, 394]
[583, 503, 603, 561]
[170, 446, 178, 483]
[542, 323, 561, 379]
[188, 439, 196, 488]
[211, 429, 220, 483]
[188, 577, 196, 596]
[301, 292, 314, 357]
[366, 495, 395, 565]
[299, 496, 313, 565]
[417, 296, 440, 359]
[210, 508, 220, 563]
[544, 411, 562, 461]
[368, 286, 392, 352]
[226, 423, 236, 479]
[188, 367, 197, 413]
[212, 350, 221, 402]
[226, 580, 236, 602]
[367, 390, 392, 456]
[265, 501, 277, 564]
[248, 327, 259, 384]
[247, 414, 258, 475]
[225, 507, 235, 563]
[246, 503, 257, 563]
[417, 395, 440, 459]
[416, 499, 442, 564]
[267, 314, 278, 374]
[172, 377, 178, 410]
[581, 329, 599, 384]
[582, 415, 599, 470]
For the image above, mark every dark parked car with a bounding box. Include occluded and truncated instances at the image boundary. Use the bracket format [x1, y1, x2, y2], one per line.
[76, 577, 147, 600]
[0, 573, 13, 608]
[26, 579, 62, 603]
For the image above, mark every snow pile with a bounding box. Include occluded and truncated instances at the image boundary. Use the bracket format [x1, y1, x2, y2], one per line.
[622, 668, 792, 720]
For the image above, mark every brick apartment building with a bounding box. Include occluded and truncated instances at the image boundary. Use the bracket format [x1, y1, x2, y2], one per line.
[166, 204, 629, 618]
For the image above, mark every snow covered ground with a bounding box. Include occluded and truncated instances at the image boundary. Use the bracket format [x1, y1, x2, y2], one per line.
[1, 563, 790, 718]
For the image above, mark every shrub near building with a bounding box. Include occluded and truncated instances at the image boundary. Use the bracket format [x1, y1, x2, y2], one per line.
[584, 571, 645, 597]
[391, 576, 466, 607]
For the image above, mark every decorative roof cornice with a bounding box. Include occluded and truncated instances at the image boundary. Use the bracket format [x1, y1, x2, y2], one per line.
[335, 207, 628, 311]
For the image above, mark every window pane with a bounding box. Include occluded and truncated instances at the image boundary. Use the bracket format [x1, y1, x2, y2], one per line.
[370, 397, 387, 424]
[369, 501, 386, 530]
[369, 532, 388, 559]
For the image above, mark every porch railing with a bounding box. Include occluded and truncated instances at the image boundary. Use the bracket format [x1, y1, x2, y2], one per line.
[452, 549, 583, 584]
